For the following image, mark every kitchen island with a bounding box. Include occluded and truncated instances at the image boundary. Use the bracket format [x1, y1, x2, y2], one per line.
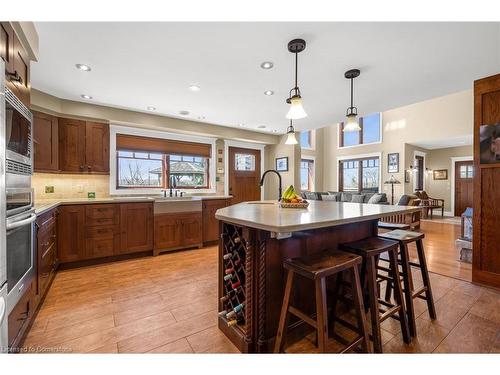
[215, 200, 421, 353]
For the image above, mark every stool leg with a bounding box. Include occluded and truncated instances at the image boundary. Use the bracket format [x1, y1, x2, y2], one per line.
[315, 277, 329, 353]
[399, 242, 417, 337]
[366, 256, 383, 353]
[274, 269, 294, 353]
[351, 265, 371, 353]
[416, 239, 437, 320]
[388, 248, 411, 344]
[329, 272, 343, 336]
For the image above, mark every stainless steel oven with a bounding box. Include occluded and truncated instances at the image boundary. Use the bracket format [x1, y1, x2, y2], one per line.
[5, 87, 32, 172]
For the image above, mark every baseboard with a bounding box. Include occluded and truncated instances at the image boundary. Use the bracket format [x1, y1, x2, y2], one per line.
[443, 211, 455, 217]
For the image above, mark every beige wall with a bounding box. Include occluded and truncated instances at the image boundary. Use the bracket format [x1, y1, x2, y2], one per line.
[320, 89, 473, 203]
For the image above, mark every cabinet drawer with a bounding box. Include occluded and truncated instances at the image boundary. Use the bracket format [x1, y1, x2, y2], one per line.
[8, 282, 33, 348]
[86, 205, 119, 226]
[39, 242, 56, 297]
[86, 237, 115, 259]
[86, 225, 117, 239]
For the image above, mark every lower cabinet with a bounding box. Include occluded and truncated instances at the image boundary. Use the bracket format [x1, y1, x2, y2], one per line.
[57, 205, 86, 263]
[35, 208, 58, 306]
[202, 199, 229, 243]
[154, 212, 202, 255]
[8, 281, 33, 349]
[119, 203, 154, 254]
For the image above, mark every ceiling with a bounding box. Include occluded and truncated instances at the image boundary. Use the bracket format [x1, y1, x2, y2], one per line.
[31, 22, 500, 134]
[409, 134, 473, 150]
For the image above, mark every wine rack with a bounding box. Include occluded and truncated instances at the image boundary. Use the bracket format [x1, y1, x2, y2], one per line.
[219, 223, 248, 331]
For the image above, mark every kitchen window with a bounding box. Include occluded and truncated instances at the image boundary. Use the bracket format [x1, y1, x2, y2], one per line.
[168, 154, 209, 188]
[339, 157, 380, 193]
[300, 159, 315, 191]
[339, 113, 381, 148]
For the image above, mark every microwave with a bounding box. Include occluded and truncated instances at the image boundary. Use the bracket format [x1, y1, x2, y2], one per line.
[5, 88, 32, 172]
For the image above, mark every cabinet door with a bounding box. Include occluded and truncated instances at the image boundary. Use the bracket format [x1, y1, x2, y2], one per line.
[119, 203, 153, 254]
[57, 205, 86, 263]
[11, 34, 30, 107]
[154, 214, 182, 251]
[85, 122, 109, 173]
[33, 111, 59, 172]
[182, 213, 203, 247]
[202, 199, 228, 243]
[0, 22, 14, 73]
[59, 117, 86, 172]
[8, 281, 33, 349]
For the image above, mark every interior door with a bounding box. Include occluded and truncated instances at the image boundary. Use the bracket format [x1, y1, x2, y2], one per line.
[455, 160, 474, 216]
[228, 147, 261, 205]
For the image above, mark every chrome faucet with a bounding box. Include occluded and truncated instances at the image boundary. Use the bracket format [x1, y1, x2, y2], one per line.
[169, 176, 178, 197]
[259, 169, 282, 202]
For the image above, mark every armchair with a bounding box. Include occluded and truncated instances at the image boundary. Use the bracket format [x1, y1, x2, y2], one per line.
[379, 195, 422, 230]
[415, 191, 444, 219]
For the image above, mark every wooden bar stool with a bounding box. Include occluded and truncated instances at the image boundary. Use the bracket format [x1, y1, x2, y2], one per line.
[378, 230, 436, 337]
[274, 250, 371, 353]
[340, 237, 411, 353]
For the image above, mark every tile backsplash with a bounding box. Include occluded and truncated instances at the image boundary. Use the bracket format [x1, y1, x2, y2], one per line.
[32, 173, 111, 200]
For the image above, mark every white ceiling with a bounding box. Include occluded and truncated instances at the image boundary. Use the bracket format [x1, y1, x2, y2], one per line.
[31, 22, 500, 134]
[409, 134, 473, 150]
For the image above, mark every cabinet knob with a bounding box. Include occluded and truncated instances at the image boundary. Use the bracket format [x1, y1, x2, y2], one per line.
[87, 165, 92, 170]
[80, 165, 85, 170]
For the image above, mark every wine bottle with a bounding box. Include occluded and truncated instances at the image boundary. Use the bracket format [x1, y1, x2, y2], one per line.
[226, 312, 244, 326]
[231, 280, 241, 289]
[223, 274, 235, 281]
[233, 302, 245, 313]
[220, 286, 243, 303]
[224, 267, 234, 275]
[234, 259, 242, 266]
[226, 310, 236, 319]
[223, 252, 234, 260]
[234, 237, 241, 244]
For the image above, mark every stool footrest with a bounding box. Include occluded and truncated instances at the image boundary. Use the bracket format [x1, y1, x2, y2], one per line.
[288, 306, 317, 329]
[379, 305, 401, 322]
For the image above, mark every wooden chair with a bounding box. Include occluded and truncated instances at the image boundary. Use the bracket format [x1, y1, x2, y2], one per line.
[379, 196, 422, 230]
[415, 191, 444, 219]
[274, 250, 371, 353]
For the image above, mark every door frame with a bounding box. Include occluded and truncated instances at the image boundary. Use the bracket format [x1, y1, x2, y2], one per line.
[224, 140, 266, 200]
[413, 150, 427, 192]
[451, 156, 473, 217]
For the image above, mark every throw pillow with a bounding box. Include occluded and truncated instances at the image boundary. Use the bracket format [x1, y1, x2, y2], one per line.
[340, 192, 352, 202]
[327, 192, 341, 201]
[351, 194, 365, 203]
[321, 194, 337, 201]
[397, 195, 411, 206]
[367, 193, 383, 204]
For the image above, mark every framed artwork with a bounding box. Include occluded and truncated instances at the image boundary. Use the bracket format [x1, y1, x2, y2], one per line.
[405, 170, 410, 183]
[388, 153, 399, 173]
[479, 124, 500, 164]
[433, 169, 448, 180]
[275, 157, 289, 172]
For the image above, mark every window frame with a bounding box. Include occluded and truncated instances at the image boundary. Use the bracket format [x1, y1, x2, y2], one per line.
[166, 154, 210, 189]
[338, 113, 383, 149]
[300, 158, 315, 192]
[337, 153, 382, 193]
[300, 130, 315, 150]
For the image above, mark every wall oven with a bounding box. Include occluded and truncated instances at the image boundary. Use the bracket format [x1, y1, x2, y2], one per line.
[5, 87, 32, 172]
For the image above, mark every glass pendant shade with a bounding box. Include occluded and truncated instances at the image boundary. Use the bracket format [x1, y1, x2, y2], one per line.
[285, 131, 298, 145]
[343, 114, 361, 132]
[286, 96, 307, 120]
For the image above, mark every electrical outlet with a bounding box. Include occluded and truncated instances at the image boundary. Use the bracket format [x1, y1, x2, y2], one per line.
[88, 192, 96, 199]
[45, 186, 54, 193]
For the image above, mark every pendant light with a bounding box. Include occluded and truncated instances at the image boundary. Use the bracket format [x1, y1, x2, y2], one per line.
[285, 120, 298, 145]
[343, 69, 361, 132]
[286, 39, 307, 120]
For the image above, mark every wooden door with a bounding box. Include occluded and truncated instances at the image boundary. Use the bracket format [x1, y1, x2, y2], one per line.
[33, 111, 59, 172]
[57, 205, 86, 263]
[59, 117, 86, 172]
[154, 214, 182, 251]
[473, 73, 500, 288]
[181, 213, 203, 247]
[119, 203, 153, 254]
[228, 147, 261, 205]
[85, 122, 110, 173]
[454, 161, 474, 216]
[202, 199, 228, 243]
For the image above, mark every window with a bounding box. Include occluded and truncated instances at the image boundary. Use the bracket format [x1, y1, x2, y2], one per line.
[117, 151, 209, 189]
[300, 159, 315, 191]
[459, 164, 474, 179]
[300, 130, 314, 149]
[339, 157, 380, 193]
[339, 113, 381, 147]
[235, 153, 256, 171]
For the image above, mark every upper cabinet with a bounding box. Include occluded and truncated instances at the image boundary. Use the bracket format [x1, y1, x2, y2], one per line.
[33, 111, 59, 172]
[58, 117, 87, 172]
[1, 22, 30, 107]
[85, 122, 110, 173]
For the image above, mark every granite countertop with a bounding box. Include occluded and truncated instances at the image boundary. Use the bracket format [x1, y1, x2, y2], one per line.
[34, 195, 232, 215]
[215, 200, 421, 233]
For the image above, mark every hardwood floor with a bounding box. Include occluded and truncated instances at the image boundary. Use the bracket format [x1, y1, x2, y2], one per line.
[21, 221, 494, 354]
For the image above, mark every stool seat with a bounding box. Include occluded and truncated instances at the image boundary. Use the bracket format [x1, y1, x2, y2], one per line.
[378, 229, 424, 244]
[341, 237, 399, 256]
[285, 250, 362, 279]
[378, 222, 411, 230]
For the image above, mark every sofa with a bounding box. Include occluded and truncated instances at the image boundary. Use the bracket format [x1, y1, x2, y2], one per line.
[301, 191, 389, 205]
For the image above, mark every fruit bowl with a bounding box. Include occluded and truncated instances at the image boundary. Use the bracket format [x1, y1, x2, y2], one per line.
[280, 185, 309, 208]
[279, 200, 309, 209]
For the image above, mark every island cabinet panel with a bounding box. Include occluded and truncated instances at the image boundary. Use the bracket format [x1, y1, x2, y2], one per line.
[202, 199, 228, 243]
[33, 111, 59, 172]
[119, 203, 154, 254]
[58, 118, 87, 172]
[85, 122, 110, 173]
[473, 73, 500, 288]
[153, 212, 203, 255]
[57, 205, 87, 263]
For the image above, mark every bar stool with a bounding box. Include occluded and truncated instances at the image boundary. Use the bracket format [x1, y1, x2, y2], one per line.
[378, 230, 436, 337]
[340, 237, 411, 353]
[274, 250, 371, 353]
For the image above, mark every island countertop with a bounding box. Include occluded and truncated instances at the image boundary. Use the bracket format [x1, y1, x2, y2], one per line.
[215, 200, 421, 233]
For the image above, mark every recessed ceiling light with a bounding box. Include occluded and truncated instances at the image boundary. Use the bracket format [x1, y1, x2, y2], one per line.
[257, 125, 266, 129]
[238, 123, 245, 127]
[147, 106, 156, 111]
[189, 85, 201, 92]
[179, 110, 190, 116]
[264, 90, 274, 96]
[272, 129, 278, 133]
[260, 61, 274, 70]
[198, 116, 205, 120]
[75, 63, 91, 71]
[80, 94, 92, 100]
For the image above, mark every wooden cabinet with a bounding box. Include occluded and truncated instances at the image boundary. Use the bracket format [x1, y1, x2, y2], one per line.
[119, 203, 154, 254]
[1, 22, 15, 75]
[35, 209, 58, 307]
[154, 212, 202, 255]
[8, 281, 33, 349]
[85, 204, 120, 259]
[57, 205, 86, 263]
[33, 111, 59, 172]
[58, 118, 110, 174]
[202, 199, 228, 243]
